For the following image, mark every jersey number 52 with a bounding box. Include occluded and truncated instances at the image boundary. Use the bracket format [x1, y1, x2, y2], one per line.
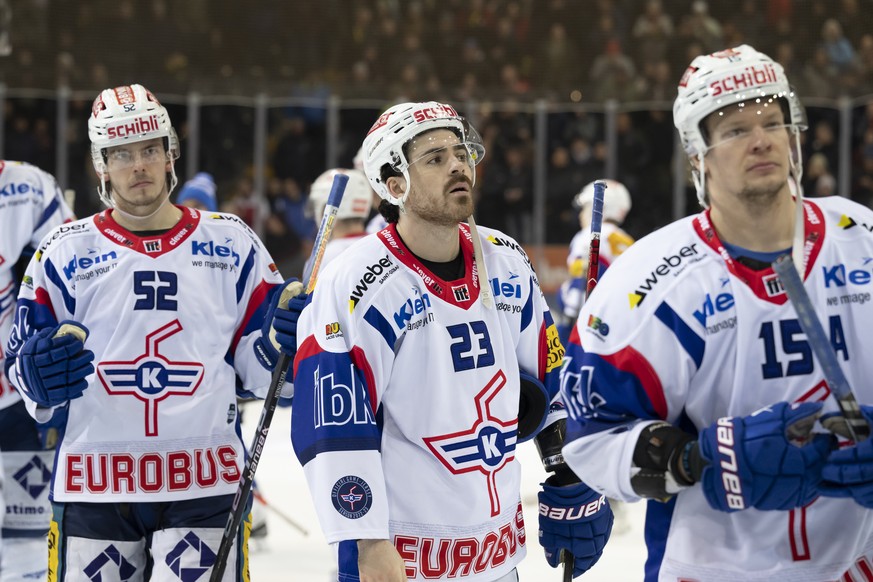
[133, 271, 178, 311]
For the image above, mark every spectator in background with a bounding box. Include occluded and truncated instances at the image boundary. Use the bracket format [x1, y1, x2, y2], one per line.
[631, 0, 673, 67]
[801, 46, 841, 98]
[221, 176, 269, 230]
[803, 152, 837, 197]
[687, 1, 723, 53]
[855, 133, 873, 206]
[856, 34, 873, 93]
[538, 23, 581, 96]
[588, 39, 640, 102]
[820, 18, 858, 75]
[176, 171, 218, 212]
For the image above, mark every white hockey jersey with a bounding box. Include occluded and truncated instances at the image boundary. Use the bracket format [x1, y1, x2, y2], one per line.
[562, 197, 873, 581]
[558, 222, 634, 318]
[5, 206, 283, 502]
[291, 223, 565, 581]
[0, 161, 74, 411]
[302, 233, 367, 282]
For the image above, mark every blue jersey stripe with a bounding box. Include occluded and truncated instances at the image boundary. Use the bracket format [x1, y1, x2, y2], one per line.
[43, 258, 76, 315]
[520, 276, 534, 332]
[654, 301, 704, 368]
[364, 305, 397, 348]
[35, 196, 61, 230]
[235, 247, 257, 303]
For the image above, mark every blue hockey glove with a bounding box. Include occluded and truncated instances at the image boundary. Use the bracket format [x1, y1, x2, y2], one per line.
[17, 321, 94, 408]
[538, 476, 613, 578]
[819, 405, 873, 508]
[273, 293, 308, 359]
[697, 401, 835, 512]
[254, 279, 305, 369]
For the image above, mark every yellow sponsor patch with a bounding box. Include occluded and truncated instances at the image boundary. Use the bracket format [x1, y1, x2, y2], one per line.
[48, 519, 60, 582]
[546, 323, 565, 372]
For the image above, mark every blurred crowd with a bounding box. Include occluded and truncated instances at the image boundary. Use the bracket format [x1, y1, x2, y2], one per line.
[3, 0, 873, 101]
[2, 0, 873, 268]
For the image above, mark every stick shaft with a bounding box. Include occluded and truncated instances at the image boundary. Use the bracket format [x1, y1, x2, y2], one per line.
[772, 255, 869, 441]
[209, 173, 349, 581]
[585, 181, 606, 297]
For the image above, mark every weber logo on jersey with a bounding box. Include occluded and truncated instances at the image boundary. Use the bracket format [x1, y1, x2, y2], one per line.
[628, 244, 701, 309]
[348, 255, 395, 313]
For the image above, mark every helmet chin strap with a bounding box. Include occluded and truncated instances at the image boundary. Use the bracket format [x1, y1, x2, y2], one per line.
[789, 130, 806, 276]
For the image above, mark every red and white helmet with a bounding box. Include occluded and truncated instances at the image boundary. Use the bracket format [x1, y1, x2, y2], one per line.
[573, 179, 632, 224]
[88, 84, 180, 207]
[309, 168, 372, 221]
[674, 44, 806, 157]
[361, 101, 485, 207]
[674, 45, 807, 207]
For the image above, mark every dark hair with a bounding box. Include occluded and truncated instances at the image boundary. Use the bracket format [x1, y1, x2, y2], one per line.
[378, 198, 400, 223]
[377, 161, 402, 224]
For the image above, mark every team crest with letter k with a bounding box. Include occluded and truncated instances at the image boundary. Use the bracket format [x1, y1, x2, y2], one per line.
[423, 370, 518, 517]
[97, 320, 204, 437]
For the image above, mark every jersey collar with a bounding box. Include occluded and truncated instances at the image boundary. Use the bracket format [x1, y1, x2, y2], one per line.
[692, 200, 825, 305]
[94, 205, 201, 258]
[377, 223, 481, 309]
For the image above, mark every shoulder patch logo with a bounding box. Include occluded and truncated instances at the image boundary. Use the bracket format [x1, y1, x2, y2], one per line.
[331, 476, 373, 519]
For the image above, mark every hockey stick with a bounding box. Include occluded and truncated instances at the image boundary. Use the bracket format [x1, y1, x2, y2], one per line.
[584, 181, 606, 298]
[210, 173, 349, 582]
[251, 488, 310, 536]
[562, 181, 606, 582]
[772, 255, 870, 442]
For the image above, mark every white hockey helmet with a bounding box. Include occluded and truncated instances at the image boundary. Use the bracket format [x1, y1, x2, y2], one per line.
[573, 179, 632, 224]
[309, 168, 372, 221]
[360, 101, 485, 207]
[88, 84, 180, 207]
[674, 45, 807, 206]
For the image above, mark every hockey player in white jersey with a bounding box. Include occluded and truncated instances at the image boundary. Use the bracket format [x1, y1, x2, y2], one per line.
[560, 44, 873, 581]
[285, 102, 612, 581]
[0, 161, 74, 580]
[302, 167, 371, 279]
[555, 179, 634, 345]
[3, 84, 295, 581]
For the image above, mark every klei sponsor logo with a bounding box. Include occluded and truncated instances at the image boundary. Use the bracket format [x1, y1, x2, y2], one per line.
[393, 292, 431, 330]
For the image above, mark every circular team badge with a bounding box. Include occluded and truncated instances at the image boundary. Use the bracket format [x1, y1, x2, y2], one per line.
[331, 475, 373, 519]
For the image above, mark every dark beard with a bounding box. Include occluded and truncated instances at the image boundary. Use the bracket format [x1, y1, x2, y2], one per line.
[407, 191, 473, 226]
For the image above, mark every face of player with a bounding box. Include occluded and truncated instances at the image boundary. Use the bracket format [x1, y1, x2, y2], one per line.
[105, 138, 171, 216]
[702, 102, 792, 210]
[403, 129, 475, 226]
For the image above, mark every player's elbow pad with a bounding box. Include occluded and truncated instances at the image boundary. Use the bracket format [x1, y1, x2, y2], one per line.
[630, 421, 705, 500]
[518, 370, 549, 442]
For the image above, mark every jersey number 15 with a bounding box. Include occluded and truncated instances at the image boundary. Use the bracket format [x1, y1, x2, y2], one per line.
[759, 315, 847, 379]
